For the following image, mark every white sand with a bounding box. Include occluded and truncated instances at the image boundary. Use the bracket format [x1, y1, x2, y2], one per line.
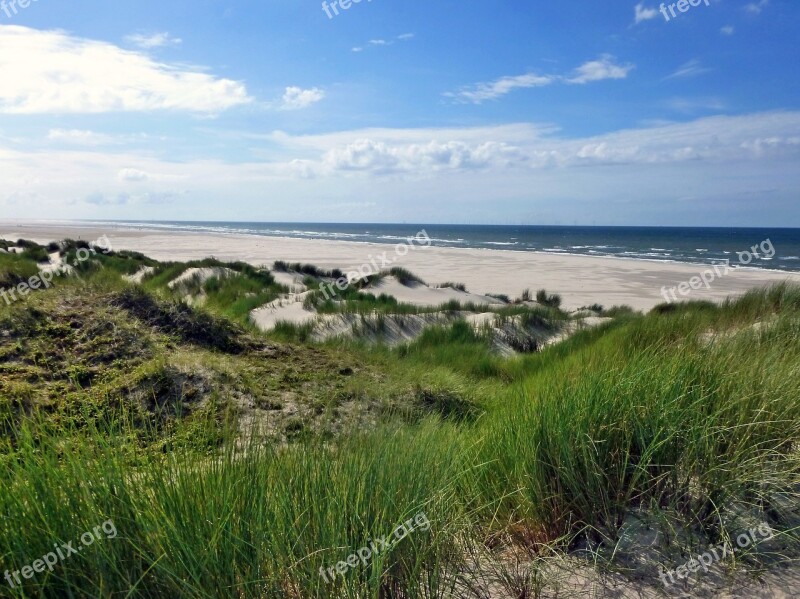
[250, 293, 318, 330]
[271, 271, 308, 293]
[364, 276, 504, 307]
[167, 266, 237, 289]
[124, 265, 156, 284]
[3, 221, 800, 312]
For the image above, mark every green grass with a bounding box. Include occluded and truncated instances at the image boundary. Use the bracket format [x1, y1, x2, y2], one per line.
[437, 282, 467, 292]
[0, 253, 40, 290]
[0, 419, 475, 598]
[139, 258, 285, 324]
[386, 267, 425, 286]
[1, 241, 799, 597]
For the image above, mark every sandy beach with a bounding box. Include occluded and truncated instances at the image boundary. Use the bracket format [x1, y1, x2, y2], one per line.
[2, 220, 799, 311]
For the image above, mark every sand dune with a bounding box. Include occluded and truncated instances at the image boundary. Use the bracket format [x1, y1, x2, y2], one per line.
[366, 277, 504, 307]
[4, 221, 800, 311]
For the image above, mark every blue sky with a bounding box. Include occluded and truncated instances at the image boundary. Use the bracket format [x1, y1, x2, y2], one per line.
[0, 0, 798, 225]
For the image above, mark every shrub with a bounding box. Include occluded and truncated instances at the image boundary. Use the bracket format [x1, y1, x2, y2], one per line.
[601, 305, 636, 318]
[388, 267, 425, 286]
[438, 282, 467, 292]
[536, 289, 562, 309]
[582, 304, 604, 313]
[487, 293, 511, 304]
[273, 261, 342, 280]
[13, 240, 49, 262]
[113, 288, 248, 354]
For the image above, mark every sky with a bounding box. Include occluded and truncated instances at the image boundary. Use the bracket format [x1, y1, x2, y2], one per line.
[0, 0, 798, 226]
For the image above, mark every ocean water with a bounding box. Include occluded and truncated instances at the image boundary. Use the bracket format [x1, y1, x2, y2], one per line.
[88, 221, 800, 273]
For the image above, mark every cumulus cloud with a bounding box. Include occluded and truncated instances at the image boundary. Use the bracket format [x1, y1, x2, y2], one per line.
[280, 86, 325, 110]
[124, 32, 182, 49]
[566, 55, 634, 84]
[634, 3, 660, 23]
[2, 112, 799, 222]
[0, 25, 251, 114]
[283, 112, 800, 175]
[118, 168, 150, 182]
[323, 139, 525, 174]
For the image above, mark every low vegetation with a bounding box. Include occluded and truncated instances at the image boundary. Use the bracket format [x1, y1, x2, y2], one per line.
[0, 239, 798, 597]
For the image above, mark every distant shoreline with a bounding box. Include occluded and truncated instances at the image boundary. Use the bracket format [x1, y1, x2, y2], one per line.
[3, 220, 800, 311]
[3, 219, 799, 272]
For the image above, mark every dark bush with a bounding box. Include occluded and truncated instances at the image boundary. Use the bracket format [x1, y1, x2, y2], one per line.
[536, 289, 562, 309]
[113, 288, 248, 354]
[388, 267, 425, 286]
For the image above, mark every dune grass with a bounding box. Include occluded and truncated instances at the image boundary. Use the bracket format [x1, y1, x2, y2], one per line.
[0, 416, 477, 598]
[1, 242, 799, 596]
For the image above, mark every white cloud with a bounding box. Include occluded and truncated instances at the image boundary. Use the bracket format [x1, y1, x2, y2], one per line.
[323, 139, 525, 174]
[2, 113, 799, 223]
[265, 112, 800, 174]
[744, 0, 769, 14]
[86, 192, 131, 206]
[666, 97, 727, 114]
[46, 129, 158, 147]
[665, 59, 711, 79]
[634, 3, 660, 23]
[86, 190, 180, 205]
[351, 33, 414, 53]
[124, 32, 182, 49]
[721, 25, 735, 35]
[566, 55, 634, 84]
[0, 25, 251, 114]
[118, 168, 150, 182]
[280, 86, 325, 110]
[449, 55, 634, 103]
[48, 129, 116, 146]
[446, 73, 555, 103]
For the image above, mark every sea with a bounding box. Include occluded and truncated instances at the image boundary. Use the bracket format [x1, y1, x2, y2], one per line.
[85, 222, 800, 273]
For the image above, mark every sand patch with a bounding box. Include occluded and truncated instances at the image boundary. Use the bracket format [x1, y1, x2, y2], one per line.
[168, 267, 238, 289]
[124, 265, 156, 284]
[250, 293, 318, 330]
[271, 271, 308, 293]
[365, 276, 504, 307]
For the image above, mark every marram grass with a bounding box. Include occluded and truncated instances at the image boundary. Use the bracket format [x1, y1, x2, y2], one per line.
[1, 241, 799, 597]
